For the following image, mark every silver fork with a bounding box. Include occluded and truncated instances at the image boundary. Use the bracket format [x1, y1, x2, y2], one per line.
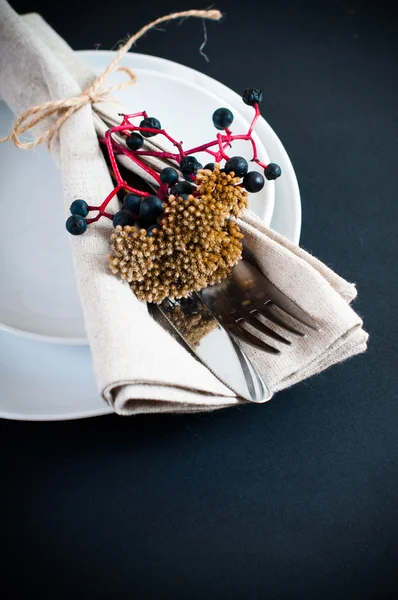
[200, 257, 319, 354]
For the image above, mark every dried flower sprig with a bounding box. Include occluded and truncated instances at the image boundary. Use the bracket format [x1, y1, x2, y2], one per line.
[109, 164, 247, 303]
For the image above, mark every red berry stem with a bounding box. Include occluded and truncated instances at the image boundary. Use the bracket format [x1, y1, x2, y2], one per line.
[85, 185, 122, 223]
[105, 130, 124, 184]
[104, 123, 163, 182]
[99, 185, 121, 212]
[66, 90, 280, 235]
[86, 212, 113, 224]
[86, 180, 151, 224]
[248, 102, 261, 134]
[116, 117, 186, 159]
[157, 130, 185, 157]
[216, 133, 231, 162]
[107, 103, 268, 168]
[87, 101, 270, 225]
[107, 137, 161, 185]
[123, 183, 152, 195]
[121, 111, 148, 122]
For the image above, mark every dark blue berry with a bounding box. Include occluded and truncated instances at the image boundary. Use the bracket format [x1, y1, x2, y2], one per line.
[138, 216, 152, 229]
[224, 156, 249, 177]
[140, 195, 163, 222]
[113, 210, 135, 228]
[160, 167, 179, 185]
[264, 163, 282, 180]
[126, 132, 144, 150]
[243, 171, 265, 193]
[123, 193, 142, 217]
[180, 156, 202, 175]
[170, 181, 193, 196]
[212, 108, 234, 130]
[183, 172, 197, 183]
[147, 224, 160, 237]
[69, 199, 89, 217]
[242, 88, 263, 106]
[204, 163, 215, 171]
[66, 214, 87, 235]
[139, 117, 161, 138]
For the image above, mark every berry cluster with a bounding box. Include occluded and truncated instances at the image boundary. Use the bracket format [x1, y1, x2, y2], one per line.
[114, 193, 163, 235]
[65, 88, 282, 236]
[66, 200, 89, 235]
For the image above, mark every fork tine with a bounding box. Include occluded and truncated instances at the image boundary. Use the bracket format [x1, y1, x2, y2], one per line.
[266, 300, 319, 331]
[254, 303, 306, 336]
[224, 321, 280, 354]
[234, 258, 319, 331]
[232, 306, 291, 345]
[259, 278, 319, 331]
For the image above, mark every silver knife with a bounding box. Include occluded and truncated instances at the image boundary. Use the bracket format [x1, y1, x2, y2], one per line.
[156, 296, 272, 403]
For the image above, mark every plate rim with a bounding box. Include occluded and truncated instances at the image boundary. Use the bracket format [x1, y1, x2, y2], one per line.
[0, 405, 113, 421]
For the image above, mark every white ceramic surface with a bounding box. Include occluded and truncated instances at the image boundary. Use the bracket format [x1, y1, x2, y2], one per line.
[0, 52, 275, 344]
[0, 51, 301, 421]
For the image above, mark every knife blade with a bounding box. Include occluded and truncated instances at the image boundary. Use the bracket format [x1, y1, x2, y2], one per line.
[156, 296, 272, 403]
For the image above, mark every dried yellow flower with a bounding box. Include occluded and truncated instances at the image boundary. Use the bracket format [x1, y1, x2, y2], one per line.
[109, 164, 248, 303]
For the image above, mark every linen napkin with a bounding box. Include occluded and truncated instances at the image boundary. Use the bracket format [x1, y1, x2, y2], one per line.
[0, 1, 368, 415]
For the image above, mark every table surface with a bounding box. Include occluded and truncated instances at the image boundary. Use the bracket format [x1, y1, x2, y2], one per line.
[2, 1, 397, 598]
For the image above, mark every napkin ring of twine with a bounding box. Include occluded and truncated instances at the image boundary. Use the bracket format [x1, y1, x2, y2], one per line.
[0, 8, 222, 150]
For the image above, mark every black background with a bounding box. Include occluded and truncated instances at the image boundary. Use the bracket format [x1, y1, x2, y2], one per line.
[2, 1, 398, 598]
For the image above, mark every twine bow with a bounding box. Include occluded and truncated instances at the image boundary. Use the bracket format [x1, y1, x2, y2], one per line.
[0, 8, 222, 150]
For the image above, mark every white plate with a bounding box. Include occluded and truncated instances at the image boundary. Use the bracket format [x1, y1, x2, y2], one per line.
[0, 52, 301, 421]
[0, 52, 276, 344]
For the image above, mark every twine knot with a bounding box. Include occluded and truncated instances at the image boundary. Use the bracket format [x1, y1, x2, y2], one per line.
[0, 8, 222, 150]
[86, 90, 102, 104]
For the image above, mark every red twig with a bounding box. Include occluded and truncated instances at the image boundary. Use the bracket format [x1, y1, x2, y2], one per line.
[87, 102, 270, 225]
[86, 185, 122, 223]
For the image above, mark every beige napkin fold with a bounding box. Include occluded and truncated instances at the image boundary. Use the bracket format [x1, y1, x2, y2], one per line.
[0, 1, 368, 415]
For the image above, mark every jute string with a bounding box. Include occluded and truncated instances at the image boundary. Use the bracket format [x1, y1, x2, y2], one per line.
[0, 8, 222, 149]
